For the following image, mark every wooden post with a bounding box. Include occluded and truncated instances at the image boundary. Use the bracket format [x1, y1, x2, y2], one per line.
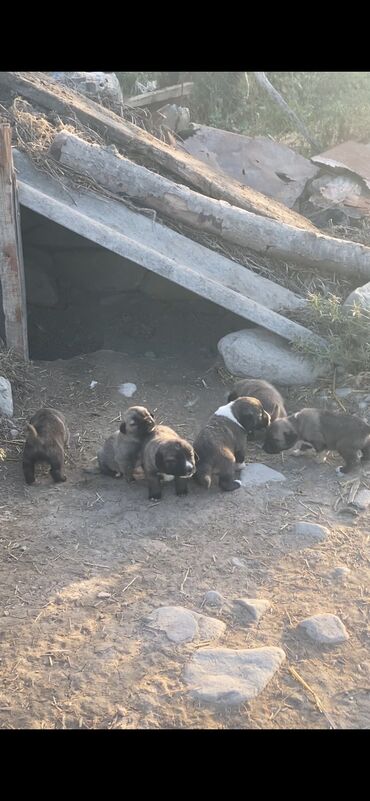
[0, 124, 29, 359]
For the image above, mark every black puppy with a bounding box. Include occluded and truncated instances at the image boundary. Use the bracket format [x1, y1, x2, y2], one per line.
[194, 397, 270, 491]
[23, 408, 69, 485]
[263, 407, 370, 474]
[141, 424, 196, 500]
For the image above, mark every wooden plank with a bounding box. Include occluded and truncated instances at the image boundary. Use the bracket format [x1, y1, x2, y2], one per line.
[125, 82, 193, 108]
[0, 125, 28, 359]
[14, 152, 321, 347]
[0, 72, 317, 232]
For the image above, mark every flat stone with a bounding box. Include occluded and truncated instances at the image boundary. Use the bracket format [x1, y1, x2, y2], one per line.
[147, 606, 226, 644]
[239, 463, 286, 486]
[0, 377, 13, 418]
[184, 646, 286, 705]
[233, 598, 271, 622]
[352, 489, 370, 511]
[291, 522, 329, 543]
[298, 613, 349, 644]
[118, 383, 137, 397]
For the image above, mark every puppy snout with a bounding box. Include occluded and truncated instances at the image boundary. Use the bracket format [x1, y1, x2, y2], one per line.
[185, 459, 195, 476]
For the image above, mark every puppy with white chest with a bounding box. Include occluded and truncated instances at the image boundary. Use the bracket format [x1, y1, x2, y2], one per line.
[141, 424, 196, 500]
[263, 407, 370, 474]
[227, 379, 287, 431]
[23, 407, 70, 485]
[194, 397, 271, 491]
[87, 406, 155, 481]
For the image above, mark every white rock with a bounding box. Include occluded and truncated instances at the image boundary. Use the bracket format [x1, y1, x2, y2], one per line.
[233, 598, 271, 622]
[0, 377, 13, 417]
[239, 463, 286, 486]
[352, 489, 370, 511]
[97, 591, 111, 599]
[298, 614, 349, 644]
[344, 282, 370, 312]
[184, 646, 286, 705]
[118, 382, 137, 398]
[218, 329, 326, 386]
[90, 380, 98, 389]
[147, 606, 226, 644]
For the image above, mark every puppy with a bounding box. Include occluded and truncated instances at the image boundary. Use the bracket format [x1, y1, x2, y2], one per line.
[263, 407, 370, 474]
[89, 406, 155, 480]
[194, 397, 271, 491]
[227, 379, 287, 428]
[141, 424, 196, 500]
[23, 408, 69, 485]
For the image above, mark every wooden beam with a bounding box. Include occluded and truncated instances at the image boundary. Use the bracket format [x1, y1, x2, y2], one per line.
[0, 124, 28, 360]
[0, 72, 317, 232]
[124, 82, 193, 108]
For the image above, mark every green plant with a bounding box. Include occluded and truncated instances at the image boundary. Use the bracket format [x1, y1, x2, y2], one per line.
[293, 293, 370, 375]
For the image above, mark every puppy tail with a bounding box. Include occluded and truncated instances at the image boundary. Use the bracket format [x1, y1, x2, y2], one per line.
[25, 424, 39, 443]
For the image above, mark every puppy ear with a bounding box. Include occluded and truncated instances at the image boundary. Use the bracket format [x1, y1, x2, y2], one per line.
[262, 410, 271, 428]
[271, 403, 279, 421]
[119, 422, 126, 434]
[155, 450, 166, 472]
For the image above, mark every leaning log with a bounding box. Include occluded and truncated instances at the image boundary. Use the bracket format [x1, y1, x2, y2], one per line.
[0, 71, 316, 232]
[50, 130, 370, 282]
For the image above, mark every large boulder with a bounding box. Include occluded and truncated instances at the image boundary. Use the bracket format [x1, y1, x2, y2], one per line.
[218, 328, 326, 386]
[344, 282, 370, 312]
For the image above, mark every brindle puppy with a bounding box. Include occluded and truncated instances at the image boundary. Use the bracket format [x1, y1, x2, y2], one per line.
[23, 408, 69, 485]
[227, 379, 287, 427]
[90, 406, 155, 481]
[141, 424, 196, 500]
[263, 407, 370, 474]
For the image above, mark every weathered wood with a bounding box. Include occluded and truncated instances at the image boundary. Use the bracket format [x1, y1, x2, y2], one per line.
[252, 72, 321, 151]
[125, 82, 193, 108]
[0, 72, 317, 232]
[50, 130, 370, 282]
[0, 125, 28, 359]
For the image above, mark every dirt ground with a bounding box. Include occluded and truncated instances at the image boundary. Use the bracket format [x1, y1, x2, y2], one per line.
[1, 332, 370, 729]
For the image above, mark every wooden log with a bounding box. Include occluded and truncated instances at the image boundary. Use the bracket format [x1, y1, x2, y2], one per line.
[0, 71, 317, 232]
[0, 124, 28, 359]
[252, 72, 321, 151]
[124, 82, 193, 108]
[50, 130, 370, 282]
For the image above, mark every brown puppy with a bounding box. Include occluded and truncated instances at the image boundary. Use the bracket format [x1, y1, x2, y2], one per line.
[90, 406, 155, 480]
[194, 397, 271, 491]
[263, 407, 370, 474]
[141, 424, 196, 500]
[23, 408, 69, 485]
[227, 379, 287, 427]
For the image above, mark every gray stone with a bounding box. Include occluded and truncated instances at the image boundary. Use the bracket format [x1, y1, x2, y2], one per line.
[231, 557, 248, 569]
[0, 377, 13, 418]
[291, 521, 329, 543]
[218, 329, 326, 386]
[147, 606, 226, 644]
[239, 463, 286, 486]
[298, 613, 349, 644]
[233, 598, 271, 622]
[358, 401, 368, 411]
[352, 489, 370, 511]
[344, 282, 370, 312]
[203, 591, 225, 608]
[329, 566, 351, 581]
[118, 383, 137, 398]
[184, 646, 286, 705]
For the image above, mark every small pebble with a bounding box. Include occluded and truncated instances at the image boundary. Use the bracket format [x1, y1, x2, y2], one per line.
[203, 590, 224, 608]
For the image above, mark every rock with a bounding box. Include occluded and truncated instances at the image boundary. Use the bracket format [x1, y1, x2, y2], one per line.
[0, 377, 13, 418]
[203, 591, 225, 608]
[358, 401, 368, 411]
[118, 383, 137, 398]
[218, 329, 326, 386]
[298, 613, 349, 644]
[291, 521, 329, 544]
[344, 282, 370, 312]
[352, 489, 370, 511]
[233, 598, 271, 622]
[184, 646, 286, 705]
[335, 387, 353, 398]
[51, 72, 124, 110]
[97, 591, 111, 599]
[147, 606, 226, 644]
[329, 566, 351, 581]
[239, 463, 286, 486]
[10, 429, 19, 439]
[231, 557, 247, 569]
